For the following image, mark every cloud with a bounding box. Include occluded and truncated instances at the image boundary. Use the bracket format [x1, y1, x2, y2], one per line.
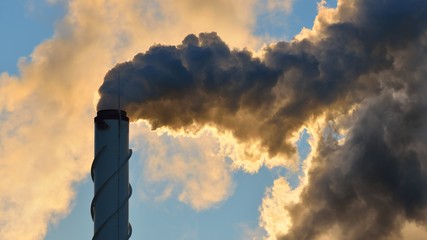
[96, 0, 427, 239]
[266, 0, 293, 13]
[0, 1, 114, 236]
[95, 10, 394, 170]
[279, 88, 427, 239]
[130, 122, 233, 210]
[400, 222, 427, 240]
[4, 0, 427, 239]
[271, 1, 427, 239]
[0, 0, 265, 239]
[153, 0, 260, 48]
[259, 177, 297, 239]
[98, 32, 310, 172]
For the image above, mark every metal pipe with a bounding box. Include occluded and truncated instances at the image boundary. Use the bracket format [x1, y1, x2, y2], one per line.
[91, 109, 132, 240]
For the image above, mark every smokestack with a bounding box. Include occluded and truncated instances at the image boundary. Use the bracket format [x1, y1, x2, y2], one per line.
[91, 110, 132, 240]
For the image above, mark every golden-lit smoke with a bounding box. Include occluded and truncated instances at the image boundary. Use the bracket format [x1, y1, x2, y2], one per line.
[259, 1, 427, 238]
[4, 0, 427, 239]
[0, 0, 267, 239]
[266, 0, 294, 13]
[130, 122, 234, 210]
[259, 177, 297, 239]
[96, 0, 427, 239]
[0, 1, 114, 237]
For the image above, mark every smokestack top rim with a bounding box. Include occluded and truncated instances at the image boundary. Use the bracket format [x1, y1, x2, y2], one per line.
[95, 109, 129, 121]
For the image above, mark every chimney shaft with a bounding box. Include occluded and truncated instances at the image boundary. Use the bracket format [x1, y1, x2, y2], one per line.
[91, 110, 132, 240]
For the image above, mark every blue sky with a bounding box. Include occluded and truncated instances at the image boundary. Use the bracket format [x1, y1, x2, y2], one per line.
[0, 1, 337, 239]
[0, 0, 65, 75]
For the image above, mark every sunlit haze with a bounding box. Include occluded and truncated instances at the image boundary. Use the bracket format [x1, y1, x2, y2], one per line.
[2, 1, 427, 240]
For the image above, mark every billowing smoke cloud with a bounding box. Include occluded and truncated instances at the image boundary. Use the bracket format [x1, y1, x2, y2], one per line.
[96, 5, 395, 165]
[276, 0, 427, 239]
[0, 0, 270, 239]
[97, 0, 427, 238]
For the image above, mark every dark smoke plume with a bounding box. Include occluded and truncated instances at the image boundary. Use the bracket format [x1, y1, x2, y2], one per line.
[98, 0, 427, 238]
[276, 0, 427, 239]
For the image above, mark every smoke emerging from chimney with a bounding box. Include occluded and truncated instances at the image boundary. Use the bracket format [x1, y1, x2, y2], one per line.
[97, 0, 427, 238]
